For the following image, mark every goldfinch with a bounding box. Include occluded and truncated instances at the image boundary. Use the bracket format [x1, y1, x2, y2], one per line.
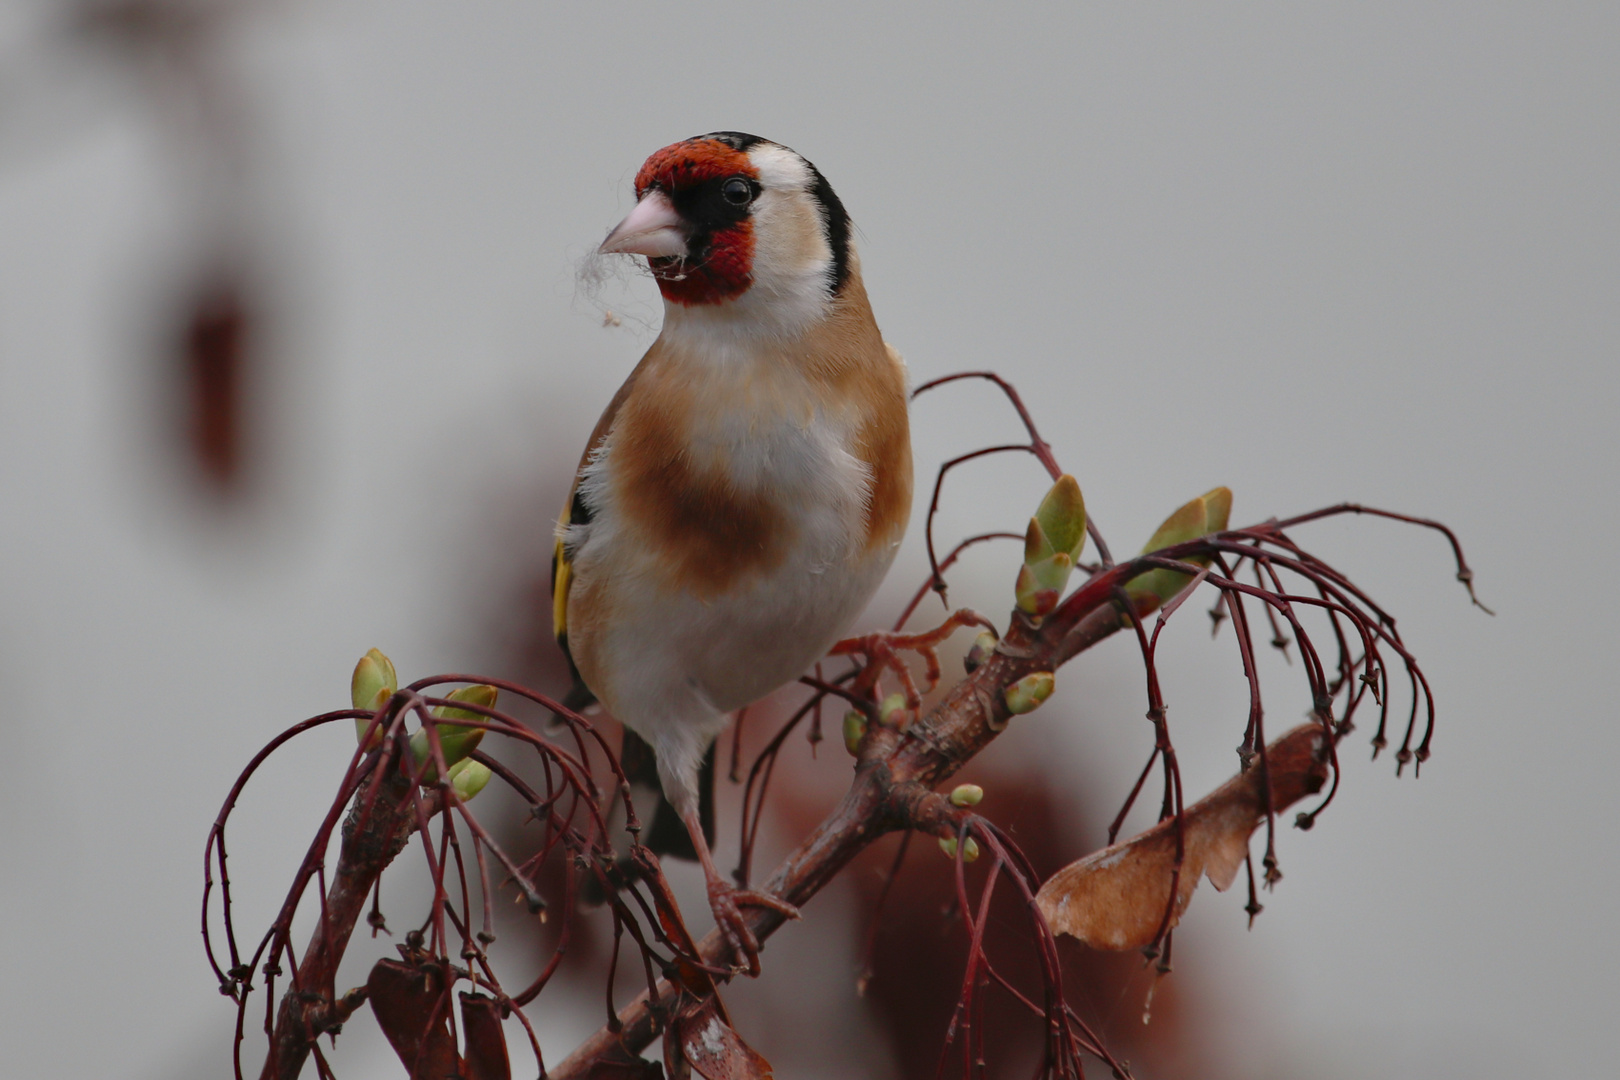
[552, 132, 912, 972]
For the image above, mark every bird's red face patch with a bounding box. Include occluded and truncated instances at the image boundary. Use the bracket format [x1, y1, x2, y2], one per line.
[633, 138, 755, 196]
[634, 139, 760, 307]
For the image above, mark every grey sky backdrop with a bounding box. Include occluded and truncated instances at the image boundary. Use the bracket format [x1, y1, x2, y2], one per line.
[1, 2, 1615, 1077]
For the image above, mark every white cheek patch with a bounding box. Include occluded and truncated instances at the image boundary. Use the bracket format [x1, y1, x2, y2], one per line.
[748, 143, 816, 193]
[714, 142, 836, 333]
[752, 193, 830, 281]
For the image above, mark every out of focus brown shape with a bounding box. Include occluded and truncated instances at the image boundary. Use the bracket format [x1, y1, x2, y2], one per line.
[827, 755, 1201, 1079]
[180, 277, 250, 492]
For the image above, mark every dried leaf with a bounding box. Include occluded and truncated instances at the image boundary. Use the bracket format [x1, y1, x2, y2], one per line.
[1036, 724, 1330, 949]
[627, 848, 721, 1002]
[365, 957, 459, 1080]
[676, 998, 773, 1080]
[459, 992, 511, 1080]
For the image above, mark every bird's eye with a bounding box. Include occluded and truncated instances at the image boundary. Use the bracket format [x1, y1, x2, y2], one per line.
[721, 177, 755, 206]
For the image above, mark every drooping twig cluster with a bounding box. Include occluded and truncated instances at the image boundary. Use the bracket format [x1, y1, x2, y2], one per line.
[206, 372, 1484, 1079]
[204, 674, 755, 1079]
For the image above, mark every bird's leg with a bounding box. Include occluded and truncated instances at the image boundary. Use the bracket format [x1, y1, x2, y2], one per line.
[829, 608, 996, 709]
[680, 806, 799, 977]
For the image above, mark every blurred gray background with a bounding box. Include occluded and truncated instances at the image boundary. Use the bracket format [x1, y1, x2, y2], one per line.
[0, 1, 1614, 1077]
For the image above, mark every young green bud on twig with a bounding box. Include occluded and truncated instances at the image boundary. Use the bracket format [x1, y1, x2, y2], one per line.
[878, 692, 909, 728]
[1125, 487, 1233, 614]
[843, 710, 867, 756]
[411, 684, 499, 784]
[447, 758, 492, 802]
[351, 648, 397, 749]
[1015, 475, 1087, 618]
[949, 783, 984, 807]
[1004, 671, 1055, 715]
[939, 836, 981, 862]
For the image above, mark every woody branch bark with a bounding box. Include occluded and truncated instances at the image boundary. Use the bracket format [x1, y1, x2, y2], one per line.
[248, 694, 483, 1080]
[259, 768, 419, 1080]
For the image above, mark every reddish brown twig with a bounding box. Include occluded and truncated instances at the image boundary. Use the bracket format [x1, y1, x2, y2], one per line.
[547, 500, 1478, 1078]
[208, 374, 1484, 1079]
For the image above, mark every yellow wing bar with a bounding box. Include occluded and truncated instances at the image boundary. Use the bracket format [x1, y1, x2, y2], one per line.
[551, 495, 574, 651]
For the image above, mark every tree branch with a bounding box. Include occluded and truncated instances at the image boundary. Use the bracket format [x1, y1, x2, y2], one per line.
[551, 554, 1134, 1076]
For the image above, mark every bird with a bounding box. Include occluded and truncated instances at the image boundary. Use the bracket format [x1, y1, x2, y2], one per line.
[551, 132, 912, 973]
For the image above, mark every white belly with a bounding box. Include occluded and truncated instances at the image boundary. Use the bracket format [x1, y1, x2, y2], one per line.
[566, 401, 902, 797]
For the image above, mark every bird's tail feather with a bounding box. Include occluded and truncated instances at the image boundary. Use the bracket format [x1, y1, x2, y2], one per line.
[556, 675, 598, 720]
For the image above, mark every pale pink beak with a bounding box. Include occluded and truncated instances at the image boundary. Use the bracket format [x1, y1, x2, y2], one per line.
[599, 190, 688, 258]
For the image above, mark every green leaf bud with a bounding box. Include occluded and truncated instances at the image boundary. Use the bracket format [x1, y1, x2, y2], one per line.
[447, 758, 492, 802]
[878, 692, 909, 728]
[1003, 671, 1055, 715]
[1016, 476, 1087, 617]
[843, 710, 867, 756]
[1125, 487, 1234, 613]
[435, 683, 498, 723]
[351, 648, 397, 749]
[1034, 475, 1087, 562]
[412, 684, 499, 783]
[949, 783, 984, 807]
